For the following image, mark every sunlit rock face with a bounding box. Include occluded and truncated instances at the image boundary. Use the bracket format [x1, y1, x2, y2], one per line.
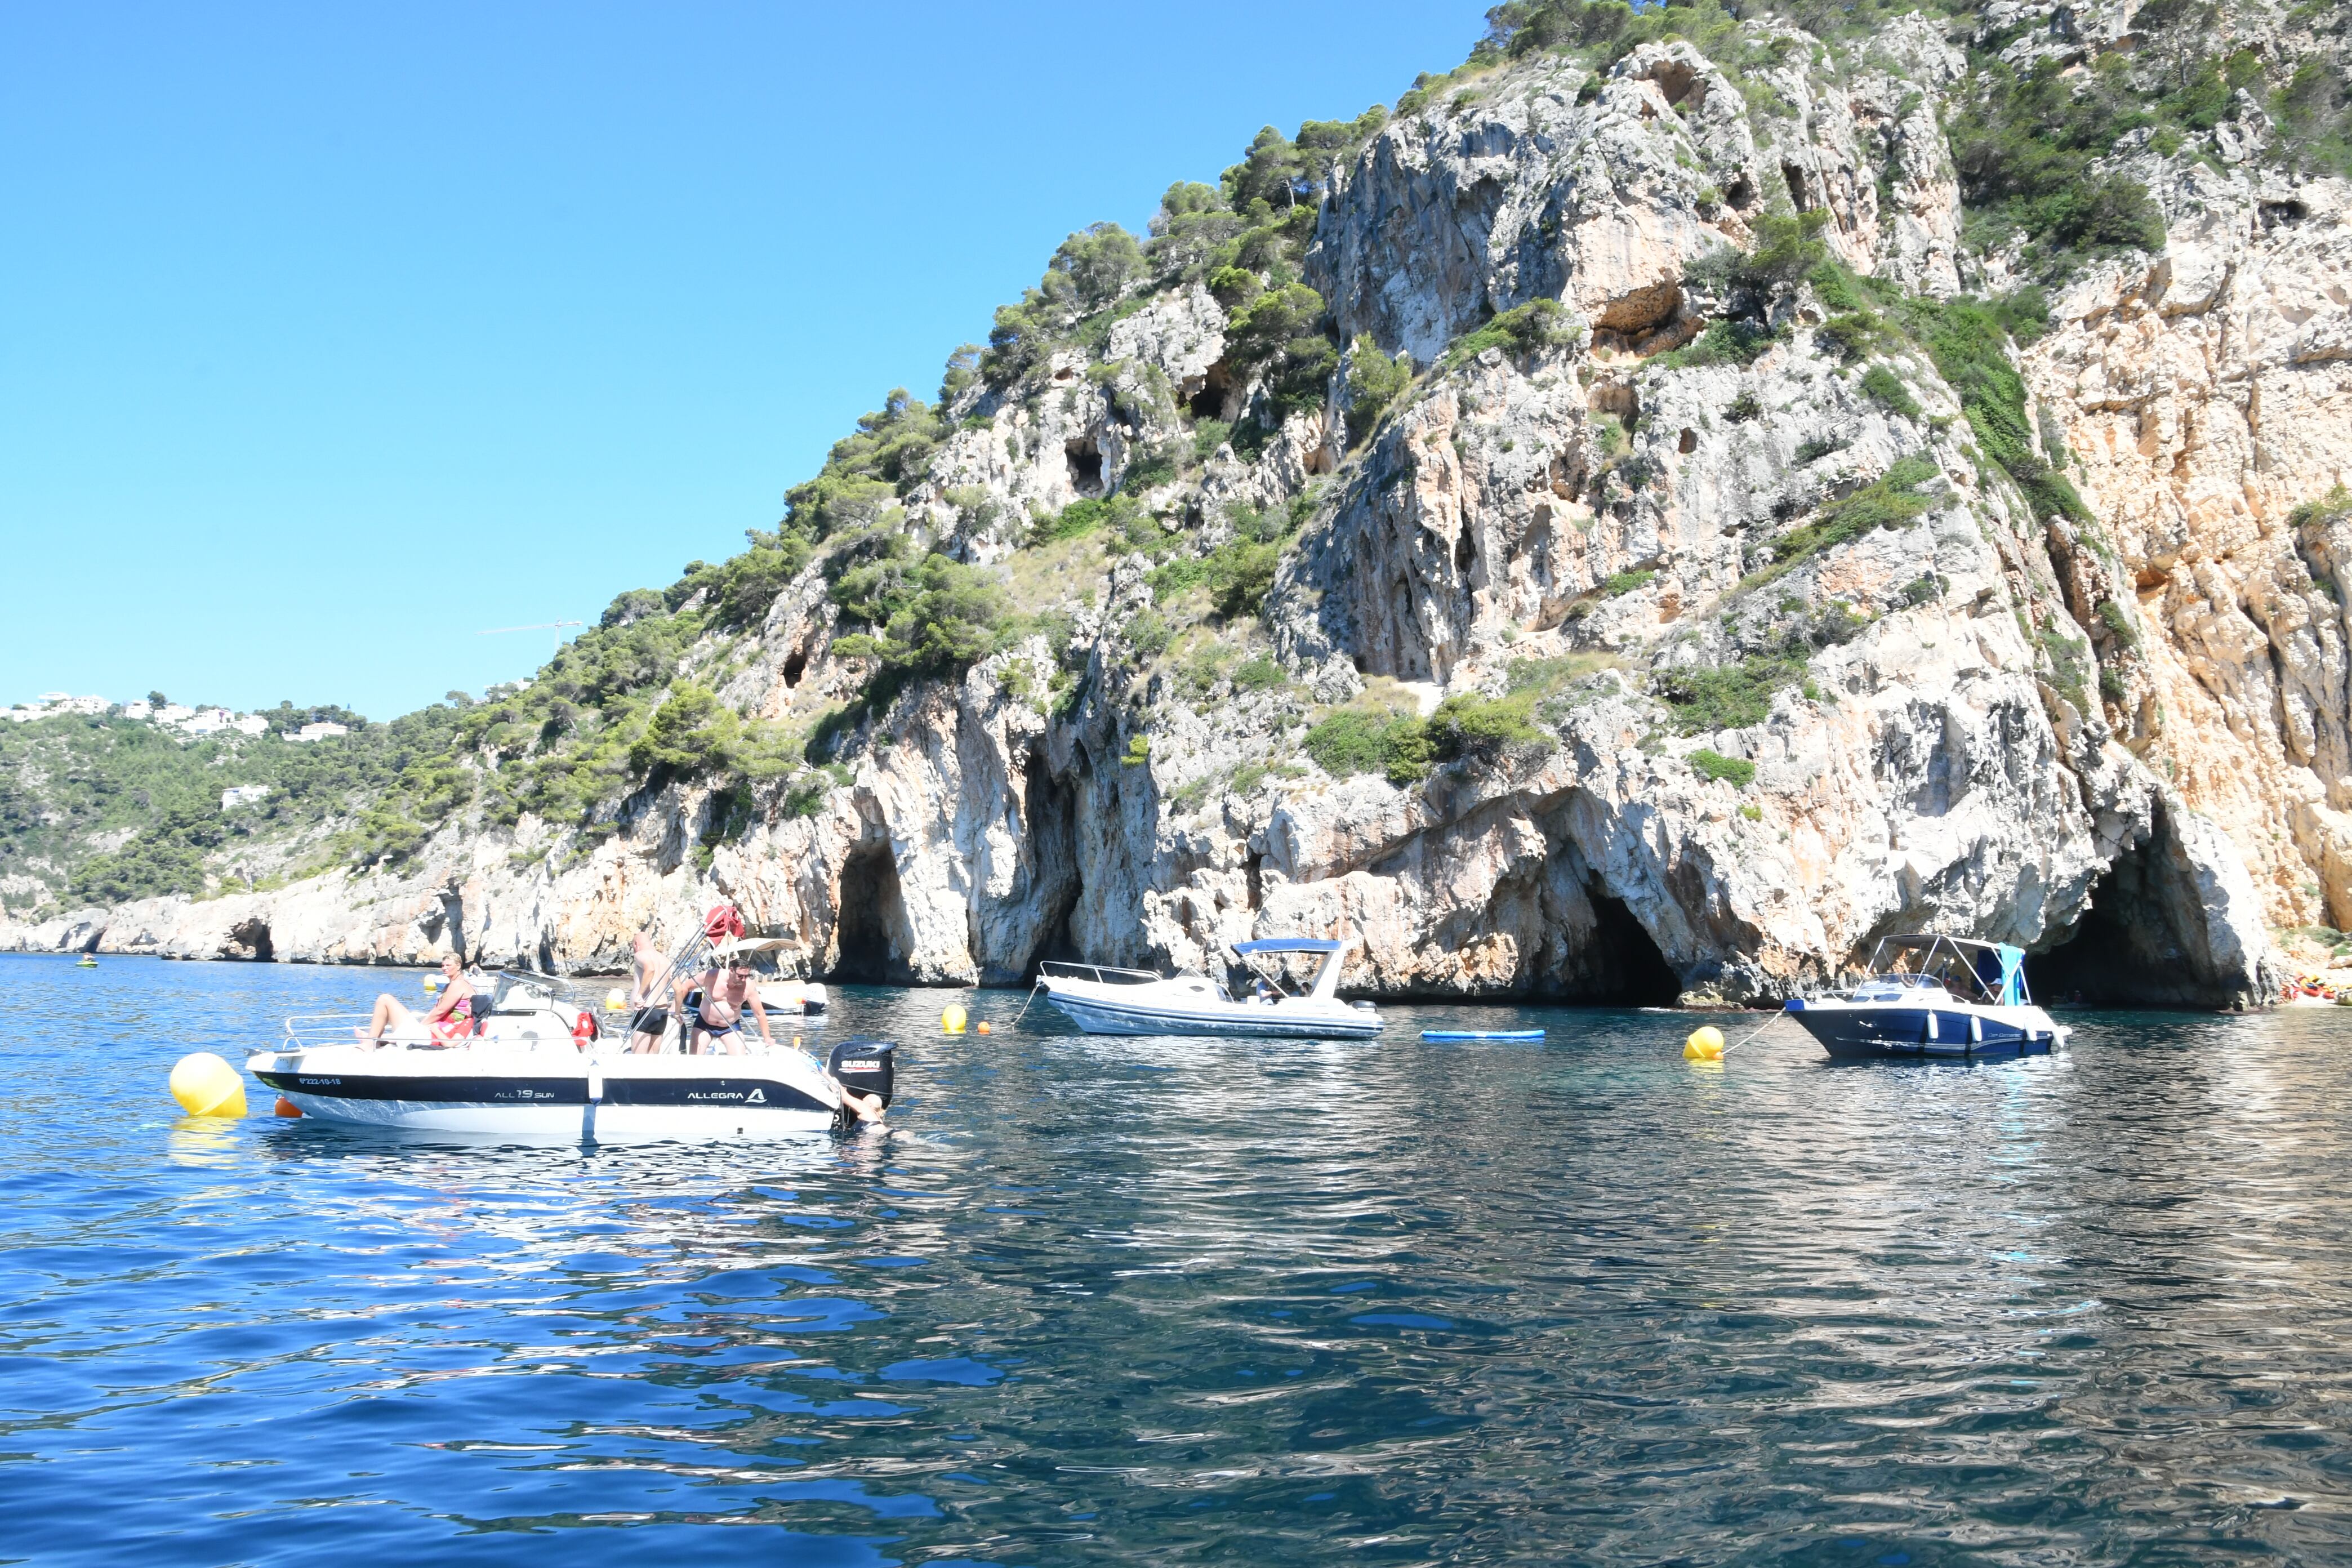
[16, 15, 2350, 1010]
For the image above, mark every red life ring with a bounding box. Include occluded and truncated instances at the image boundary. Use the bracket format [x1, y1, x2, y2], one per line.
[573, 1011, 599, 1044]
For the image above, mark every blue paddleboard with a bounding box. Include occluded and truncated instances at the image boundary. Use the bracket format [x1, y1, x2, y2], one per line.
[1420, 1029, 1545, 1041]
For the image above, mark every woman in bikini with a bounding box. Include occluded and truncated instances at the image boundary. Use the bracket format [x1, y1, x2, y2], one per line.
[357, 954, 475, 1044]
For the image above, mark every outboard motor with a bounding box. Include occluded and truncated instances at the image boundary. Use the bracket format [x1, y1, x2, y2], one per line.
[827, 1038, 897, 1109]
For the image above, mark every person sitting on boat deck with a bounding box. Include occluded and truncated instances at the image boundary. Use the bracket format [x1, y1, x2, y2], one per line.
[356, 954, 475, 1044]
[675, 955, 776, 1055]
[623, 933, 671, 1054]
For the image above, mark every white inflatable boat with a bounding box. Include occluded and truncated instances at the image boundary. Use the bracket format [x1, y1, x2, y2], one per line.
[1032, 938, 1384, 1039]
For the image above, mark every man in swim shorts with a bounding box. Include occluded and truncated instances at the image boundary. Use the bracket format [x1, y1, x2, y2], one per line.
[675, 954, 777, 1055]
[623, 933, 671, 1054]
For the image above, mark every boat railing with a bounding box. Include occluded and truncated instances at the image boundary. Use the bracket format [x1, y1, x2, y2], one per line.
[277, 1012, 507, 1050]
[1037, 961, 1164, 986]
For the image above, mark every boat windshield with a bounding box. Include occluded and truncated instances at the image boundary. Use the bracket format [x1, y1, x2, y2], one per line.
[1863, 937, 2027, 1005]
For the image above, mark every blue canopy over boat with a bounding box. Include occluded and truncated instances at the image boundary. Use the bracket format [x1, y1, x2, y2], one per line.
[1233, 938, 1346, 955]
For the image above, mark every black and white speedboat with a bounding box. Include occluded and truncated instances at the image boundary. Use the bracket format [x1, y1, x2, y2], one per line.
[1783, 935, 2068, 1060]
[247, 972, 896, 1140]
[1032, 938, 1384, 1039]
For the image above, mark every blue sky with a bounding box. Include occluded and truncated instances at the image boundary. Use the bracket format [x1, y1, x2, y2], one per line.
[1, 1, 1482, 719]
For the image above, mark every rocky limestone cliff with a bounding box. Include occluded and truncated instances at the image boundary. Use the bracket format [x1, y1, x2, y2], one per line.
[14, 1, 2348, 1009]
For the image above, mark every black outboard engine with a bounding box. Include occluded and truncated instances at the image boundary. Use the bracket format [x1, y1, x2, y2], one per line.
[827, 1039, 897, 1109]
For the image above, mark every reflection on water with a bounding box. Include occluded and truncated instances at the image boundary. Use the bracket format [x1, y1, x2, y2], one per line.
[3, 957, 2351, 1563]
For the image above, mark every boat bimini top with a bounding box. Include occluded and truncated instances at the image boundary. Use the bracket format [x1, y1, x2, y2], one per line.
[1231, 938, 1352, 1000]
[1857, 935, 2031, 1007]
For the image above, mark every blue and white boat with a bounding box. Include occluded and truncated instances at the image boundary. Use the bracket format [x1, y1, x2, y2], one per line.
[1783, 935, 2069, 1061]
[1032, 938, 1384, 1039]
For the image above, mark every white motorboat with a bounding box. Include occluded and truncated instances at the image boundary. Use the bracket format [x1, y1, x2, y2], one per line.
[247, 972, 895, 1140]
[1032, 938, 1384, 1039]
[1782, 935, 2070, 1060]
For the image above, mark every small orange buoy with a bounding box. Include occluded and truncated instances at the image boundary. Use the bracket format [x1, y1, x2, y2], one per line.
[975, 1021, 992, 1035]
[274, 1096, 303, 1118]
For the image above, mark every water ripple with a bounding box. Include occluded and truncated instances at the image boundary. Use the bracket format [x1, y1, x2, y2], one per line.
[3, 957, 2351, 1562]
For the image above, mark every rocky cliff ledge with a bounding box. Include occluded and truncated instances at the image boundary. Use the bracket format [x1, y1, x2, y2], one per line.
[13, 1, 2349, 1008]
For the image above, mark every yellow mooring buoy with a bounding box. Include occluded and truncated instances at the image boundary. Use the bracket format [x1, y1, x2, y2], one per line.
[942, 1003, 968, 1035]
[605, 987, 628, 1012]
[168, 1053, 247, 1117]
[1683, 1025, 1726, 1062]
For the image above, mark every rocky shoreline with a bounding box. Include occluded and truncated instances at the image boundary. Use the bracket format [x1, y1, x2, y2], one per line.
[11, 7, 2347, 1012]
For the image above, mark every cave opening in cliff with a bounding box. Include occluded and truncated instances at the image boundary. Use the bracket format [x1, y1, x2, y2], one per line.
[1781, 162, 1812, 211]
[1188, 360, 1232, 421]
[1584, 893, 1682, 1005]
[227, 916, 273, 963]
[1066, 438, 1104, 497]
[834, 841, 914, 984]
[1019, 753, 1085, 980]
[2023, 822, 2210, 1006]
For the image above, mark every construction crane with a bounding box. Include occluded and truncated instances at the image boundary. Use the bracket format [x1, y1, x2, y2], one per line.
[479, 620, 584, 657]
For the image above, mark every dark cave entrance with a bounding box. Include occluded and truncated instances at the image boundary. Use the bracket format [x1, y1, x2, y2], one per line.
[833, 840, 914, 984]
[1585, 893, 1683, 1005]
[1781, 161, 1812, 211]
[2023, 809, 2228, 1006]
[1018, 754, 1085, 981]
[1066, 438, 1104, 497]
[1187, 359, 1232, 422]
[226, 917, 273, 962]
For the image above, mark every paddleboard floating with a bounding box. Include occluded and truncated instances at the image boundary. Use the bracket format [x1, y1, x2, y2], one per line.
[1420, 1029, 1545, 1041]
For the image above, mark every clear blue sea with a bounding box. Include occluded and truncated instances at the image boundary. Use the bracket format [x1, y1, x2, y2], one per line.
[3, 952, 2350, 1565]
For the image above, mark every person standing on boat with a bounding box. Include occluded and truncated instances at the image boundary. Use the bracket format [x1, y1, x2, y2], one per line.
[623, 933, 671, 1054]
[355, 954, 474, 1044]
[676, 954, 776, 1055]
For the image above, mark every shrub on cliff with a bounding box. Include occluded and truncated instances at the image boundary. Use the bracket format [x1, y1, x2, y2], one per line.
[781, 387, 946, 540]
[1948, 58, 2166, 265]
[1447, 297, 1578, 366]
[830, 552, 1009, 678]
[1760, 455, 1941, 579]
[1224, 281, 1339, 417]
[1656, 653, 1806, 733]
[629, 685, 738, 779]
[1896, 295, 2090, 524]
[1427, 691, 1548, 764]
[1304, 708, 1436, 786]
[1346, 335, 1414, 442]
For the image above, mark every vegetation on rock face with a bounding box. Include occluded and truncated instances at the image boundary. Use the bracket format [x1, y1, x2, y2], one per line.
[23, 0, 2351, 915]
[1756, 456, 1942, 583]
[1948, 57, 2169, 264]
[1689, 748, 1756, 787]
[1895, 295, 2090, 524]
[1446, 297, 1580, 367]
[0, 704, 469, 912]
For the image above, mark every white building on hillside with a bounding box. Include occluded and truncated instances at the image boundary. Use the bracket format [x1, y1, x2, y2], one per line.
[120, 701, 152, 720]
[155, 705, 194, 724]
[221, 785, 271, 810]
[60, 695, 109, 716]
[182, 709, 230, 736]
[289, 721, 350, 742]
[230, 714, 268, 736]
